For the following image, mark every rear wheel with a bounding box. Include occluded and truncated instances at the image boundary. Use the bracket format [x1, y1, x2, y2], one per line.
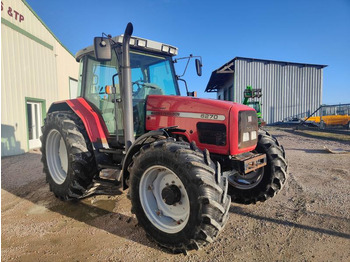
[227, 130, 288, 204]
[41, 111, 97, 200]
[129, 139, 230, 253]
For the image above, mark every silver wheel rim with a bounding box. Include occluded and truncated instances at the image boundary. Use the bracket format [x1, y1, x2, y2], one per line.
[46, 129, 68, 185]
[226, 168, 264, 190]
[139, 165, 190, 234]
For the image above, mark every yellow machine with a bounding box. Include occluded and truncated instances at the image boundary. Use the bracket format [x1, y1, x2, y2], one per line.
[306, 115, 350, 129]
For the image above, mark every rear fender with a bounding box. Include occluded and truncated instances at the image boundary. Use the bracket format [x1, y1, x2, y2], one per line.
[47, 98, 111, 168]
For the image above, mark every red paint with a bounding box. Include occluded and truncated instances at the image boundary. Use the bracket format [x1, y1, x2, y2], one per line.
[50, 96, 257, 156]
[65, 98, 109, 147]
[146, 95, 257, 155]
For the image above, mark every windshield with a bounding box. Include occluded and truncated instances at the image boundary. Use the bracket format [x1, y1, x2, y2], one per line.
[130, 50, 179, 97]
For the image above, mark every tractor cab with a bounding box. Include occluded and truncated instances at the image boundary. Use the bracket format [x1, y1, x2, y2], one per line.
[75, 36, 181, 144]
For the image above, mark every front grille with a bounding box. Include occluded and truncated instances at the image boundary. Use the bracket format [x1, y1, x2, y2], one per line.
[238, 110, 258, 149]
[197, 122, 226, 146]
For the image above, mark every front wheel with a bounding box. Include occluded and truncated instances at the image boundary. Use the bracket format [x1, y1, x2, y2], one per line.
[129, 139, 230, 253]
[227, 130, 288, 204]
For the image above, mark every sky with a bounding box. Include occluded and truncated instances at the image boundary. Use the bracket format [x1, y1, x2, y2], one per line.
[26, 0, 350, 104]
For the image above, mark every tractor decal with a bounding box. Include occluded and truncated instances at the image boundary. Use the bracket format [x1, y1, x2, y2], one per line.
[146, 111, 225, 121]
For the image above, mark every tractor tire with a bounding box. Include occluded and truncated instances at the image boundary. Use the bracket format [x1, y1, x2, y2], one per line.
[227, 130, 288, 204]
[129, 139, 231, 253]
[41, 111, 97, 200]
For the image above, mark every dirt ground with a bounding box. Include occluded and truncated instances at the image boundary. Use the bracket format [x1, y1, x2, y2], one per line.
[2, 127, 350, 261]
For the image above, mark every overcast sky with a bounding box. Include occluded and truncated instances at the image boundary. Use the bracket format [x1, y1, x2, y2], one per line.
[26, 0, 350, 104]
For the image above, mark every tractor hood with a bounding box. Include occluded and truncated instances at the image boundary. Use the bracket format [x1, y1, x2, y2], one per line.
[145, 95, 257, 155]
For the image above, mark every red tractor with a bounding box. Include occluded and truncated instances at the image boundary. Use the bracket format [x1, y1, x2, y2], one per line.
[41, 23, 287, 253]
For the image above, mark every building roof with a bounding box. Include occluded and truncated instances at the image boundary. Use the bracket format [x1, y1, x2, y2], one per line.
[205, 56, 327, 92]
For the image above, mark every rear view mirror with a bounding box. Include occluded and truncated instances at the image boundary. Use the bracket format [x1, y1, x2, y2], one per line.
[195, 59, 202, 76]
[94, 37, 112, 61]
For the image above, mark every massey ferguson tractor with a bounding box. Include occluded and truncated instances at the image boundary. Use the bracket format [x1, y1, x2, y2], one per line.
[41, 23, 287, 253]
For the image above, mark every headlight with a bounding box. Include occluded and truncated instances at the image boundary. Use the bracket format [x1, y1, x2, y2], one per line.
[251, 130, 257, 140]
[238, 110, 258, 149]
[243, 132, 250, 142]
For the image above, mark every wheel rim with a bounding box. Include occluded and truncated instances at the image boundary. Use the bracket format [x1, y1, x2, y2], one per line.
[226, 167, 264, 190]
[139, 165, 190, 234]
[46, 129, 68, 185]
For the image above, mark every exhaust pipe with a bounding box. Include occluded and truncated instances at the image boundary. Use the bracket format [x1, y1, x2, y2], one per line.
[121, 22, 134, 151]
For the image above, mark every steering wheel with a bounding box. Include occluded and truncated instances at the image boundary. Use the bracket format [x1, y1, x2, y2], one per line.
[132, 80, 160, 97]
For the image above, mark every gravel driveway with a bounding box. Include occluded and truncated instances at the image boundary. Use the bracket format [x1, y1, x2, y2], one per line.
[2, 128, 350, 261]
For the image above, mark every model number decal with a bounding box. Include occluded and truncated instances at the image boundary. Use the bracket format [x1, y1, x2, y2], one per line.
[147, 111, 225, 121]
[200, 113, 219, 120]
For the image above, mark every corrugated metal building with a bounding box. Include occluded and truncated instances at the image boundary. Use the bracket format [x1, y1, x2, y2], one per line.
[205, 57, 327, 124]
[1, 0, 79, 156]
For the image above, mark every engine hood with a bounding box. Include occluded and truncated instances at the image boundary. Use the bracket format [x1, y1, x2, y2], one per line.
[145, 95, 256, 155]
[146, 95, 249, 114]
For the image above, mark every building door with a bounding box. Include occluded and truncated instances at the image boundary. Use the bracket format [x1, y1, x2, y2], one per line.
[27, 101, 42, 149]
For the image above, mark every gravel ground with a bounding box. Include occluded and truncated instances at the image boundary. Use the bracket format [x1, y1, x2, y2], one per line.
[2, 128, 350, 261]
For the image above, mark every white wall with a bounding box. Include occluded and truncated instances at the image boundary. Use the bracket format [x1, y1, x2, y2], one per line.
[1, 0, 79, 156]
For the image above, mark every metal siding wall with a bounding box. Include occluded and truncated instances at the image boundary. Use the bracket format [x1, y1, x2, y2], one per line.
[1, 0, 78, 156]
[1, 25, 58, 156]
[234, 59, 323, 124]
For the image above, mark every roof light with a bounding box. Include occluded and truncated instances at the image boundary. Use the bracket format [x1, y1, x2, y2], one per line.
[129, 38, 136, 46]
[169, 47, 177, 55]
[137, 39, 147, 47]
[162, 45, 170, 53]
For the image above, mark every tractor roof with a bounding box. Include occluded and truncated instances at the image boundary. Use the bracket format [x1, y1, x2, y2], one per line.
[75, 35, 178, 62]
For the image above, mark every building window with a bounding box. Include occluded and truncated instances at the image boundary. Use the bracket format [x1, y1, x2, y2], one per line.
[69, 77, 79, 99]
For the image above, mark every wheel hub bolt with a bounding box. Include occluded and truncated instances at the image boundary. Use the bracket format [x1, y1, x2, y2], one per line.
[177, 219, 183, 225]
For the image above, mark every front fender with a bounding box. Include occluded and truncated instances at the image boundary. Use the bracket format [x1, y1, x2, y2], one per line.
[121, 129, 166, 190]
